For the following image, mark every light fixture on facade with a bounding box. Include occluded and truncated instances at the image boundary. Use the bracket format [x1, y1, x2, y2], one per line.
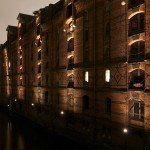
[15, 99, 17, 102]
[123, 128, 128, 133]
[63, 28, 66, 32]
[60, 111, 64, 115]
[31, 103, 34, 106]
[121, 0, 126, 6]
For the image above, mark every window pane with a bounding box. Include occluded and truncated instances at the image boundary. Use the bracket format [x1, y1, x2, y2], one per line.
[105, 69, 110, 82]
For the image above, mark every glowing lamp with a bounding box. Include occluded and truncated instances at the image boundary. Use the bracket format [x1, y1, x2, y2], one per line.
[60, 111, 64, 115]
[121, 0, 126, 6]
[123, 128, 128, 133]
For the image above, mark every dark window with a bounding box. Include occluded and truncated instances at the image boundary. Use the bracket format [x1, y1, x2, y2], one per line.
[84, 11, 89, 21]
[104, 47, 110, 61]
[32, 67, 33, 73]
[129, 13, 144, 36]
[38, 77, 41, 86]
[38, 51, 41, 60]
[46, 62, 48, 69]
[82, 95, 89, 111]
[129, 69, 145, 89]
[45, 91, 48, 104]
[85, 30, 89, 42]
[20, 58, 22, 65]
[37, 24, 40, 35]
[46, 74, 48, 85]
[129, 41, 145, 62]
[128, 0, 144, 9]
[20, 50, 22, 55]
[106, 23, 110, 38]
[38, 64, 41, 73]
[105, 97, 111, 113]
[66, 3, 72, 18]
[129, 100, 144, 121]
[68, 56, 74, 70]
[68, 38, 74, 52]
[38, 39, 41, 47]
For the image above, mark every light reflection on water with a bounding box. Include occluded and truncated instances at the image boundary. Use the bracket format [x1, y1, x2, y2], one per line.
[0, 113, 88, 150]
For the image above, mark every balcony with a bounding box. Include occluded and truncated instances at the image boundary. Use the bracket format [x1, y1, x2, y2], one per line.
[129, 41, 145, 62]
[128, 69, 145, 90]
[128, 13, 144, 36]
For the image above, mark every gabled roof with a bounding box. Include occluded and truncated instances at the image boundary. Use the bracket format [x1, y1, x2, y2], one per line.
[6, 25, 18, 35]
[17, 13, 35, 23]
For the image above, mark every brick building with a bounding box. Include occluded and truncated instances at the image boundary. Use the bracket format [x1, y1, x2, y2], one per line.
[0, 0, 150, 149]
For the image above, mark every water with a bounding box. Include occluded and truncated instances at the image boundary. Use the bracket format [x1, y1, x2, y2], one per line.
[0, 112, 89, 150]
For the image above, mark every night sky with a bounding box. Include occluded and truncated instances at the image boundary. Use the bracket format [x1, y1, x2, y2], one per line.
[0, 0, 59, 44]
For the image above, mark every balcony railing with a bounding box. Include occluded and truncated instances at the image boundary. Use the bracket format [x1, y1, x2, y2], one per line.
[128, 28, 144, 36]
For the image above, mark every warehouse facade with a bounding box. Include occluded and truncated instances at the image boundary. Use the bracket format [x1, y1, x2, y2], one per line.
[0, 0, 150, 149]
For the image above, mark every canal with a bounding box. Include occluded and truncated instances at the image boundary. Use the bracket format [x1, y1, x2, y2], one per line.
[0, 111, 89, 150]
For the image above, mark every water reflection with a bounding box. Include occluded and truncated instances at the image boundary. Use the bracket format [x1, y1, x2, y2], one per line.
[0, 113, 88, 150]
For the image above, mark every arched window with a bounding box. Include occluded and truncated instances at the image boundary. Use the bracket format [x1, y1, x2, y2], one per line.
[129, 13, 144, 36]
[128, 0, 144, 9]
[129, 41, 145, 62]
[68, 56, 74, 70]
[105, 97, 111, 113]
[129, 69, 145, 89]
[82, 95, 89, 111]
[68, 38, 74, 52]
[105, 23, 110, 38]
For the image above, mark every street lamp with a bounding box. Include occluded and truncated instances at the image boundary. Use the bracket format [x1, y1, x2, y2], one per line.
[121, 0, 126, 6]
[60, 111, 64, 115]
[123, 128, 128, 133]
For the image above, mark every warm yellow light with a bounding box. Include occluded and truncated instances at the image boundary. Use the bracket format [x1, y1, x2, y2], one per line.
[105, 69, 110, 82]
[60, 111, 64, 115]
[38, 48, 41, 52]
[67, 54, 73, 59]
[123, 128, 128, 133]
[37, 61, 41, 65]
[121, 1, 126, 6]
[85, 71, 89, 82]
[9, 61, 11, 68]
[36, 35, 40, 39]
[31, 103, 34, 106]
[20, 66, 22, 69]
[18, 23, 22, 28]
[20, 55, 22, 59]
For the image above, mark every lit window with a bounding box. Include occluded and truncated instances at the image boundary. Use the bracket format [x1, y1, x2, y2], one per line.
[105, 69, 110, 82]
[85, 71, 89, 82]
